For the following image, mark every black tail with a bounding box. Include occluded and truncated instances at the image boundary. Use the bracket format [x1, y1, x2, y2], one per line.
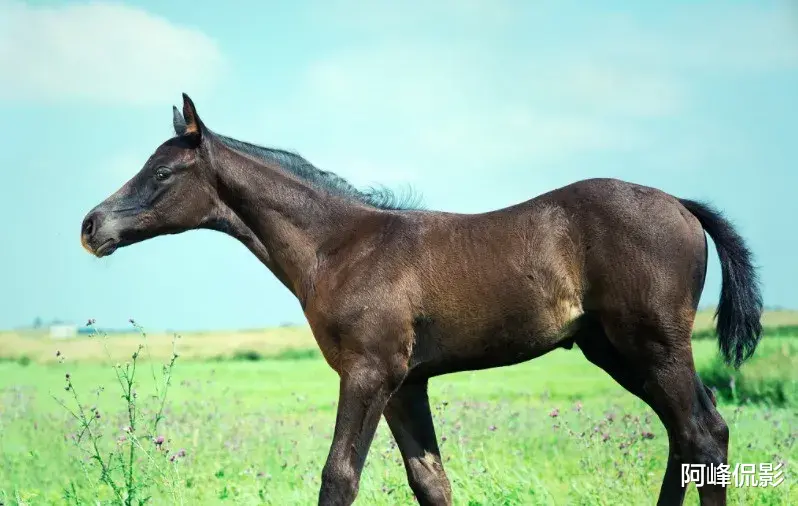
[679, 199, 763, 368]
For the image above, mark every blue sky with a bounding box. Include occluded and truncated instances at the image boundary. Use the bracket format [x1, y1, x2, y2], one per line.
[1, 0, 796, 331]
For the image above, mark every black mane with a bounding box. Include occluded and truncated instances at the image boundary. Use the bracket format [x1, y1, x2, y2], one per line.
[215, 134, 423, 211]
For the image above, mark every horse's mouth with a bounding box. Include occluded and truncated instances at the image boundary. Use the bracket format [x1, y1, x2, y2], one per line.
[94, 239, 118, 257]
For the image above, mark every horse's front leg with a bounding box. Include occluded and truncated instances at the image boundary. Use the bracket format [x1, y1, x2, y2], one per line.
[318, 352, 409, 505]
[384, 378, 452, 506]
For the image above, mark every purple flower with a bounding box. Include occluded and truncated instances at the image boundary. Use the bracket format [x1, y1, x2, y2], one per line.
[602, 432, 610, 442]
[177, 448, 186, 457]
[549, 408, 559, 418]
[641, 431, 655, 440]
[154, 436, 165, 446]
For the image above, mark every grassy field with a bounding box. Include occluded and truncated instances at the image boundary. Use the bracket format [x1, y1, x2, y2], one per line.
[0, 312, 796, 505]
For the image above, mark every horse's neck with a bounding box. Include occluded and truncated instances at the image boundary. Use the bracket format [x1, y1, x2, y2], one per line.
[211, 144, 366, 302]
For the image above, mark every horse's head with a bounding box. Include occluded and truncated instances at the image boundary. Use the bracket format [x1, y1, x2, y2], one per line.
[80, 94, 220, 257]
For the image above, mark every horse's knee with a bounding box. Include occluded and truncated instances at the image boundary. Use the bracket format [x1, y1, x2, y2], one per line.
[685, 410, 729, 466]
[320, 463, 359, 504]
[407, 453, 452, 506]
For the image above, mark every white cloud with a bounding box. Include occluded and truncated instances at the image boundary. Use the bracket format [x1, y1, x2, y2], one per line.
[589, 4, 798, 74]
[256, 42, 658, 177]
[0, 1, 224, 104]
[252, 1, 795, 183]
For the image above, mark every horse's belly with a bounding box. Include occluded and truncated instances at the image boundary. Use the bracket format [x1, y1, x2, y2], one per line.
[408, 305, 583, 378]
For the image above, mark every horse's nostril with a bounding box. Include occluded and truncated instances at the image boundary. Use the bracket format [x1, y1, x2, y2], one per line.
[82, 215, 95, 237]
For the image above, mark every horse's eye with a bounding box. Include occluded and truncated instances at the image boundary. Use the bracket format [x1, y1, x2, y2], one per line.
[154, 167, 172, 181]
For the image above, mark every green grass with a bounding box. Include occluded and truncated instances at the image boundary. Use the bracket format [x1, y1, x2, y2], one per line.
[699, 337, 798, 406]
[0, 333, 795, 504]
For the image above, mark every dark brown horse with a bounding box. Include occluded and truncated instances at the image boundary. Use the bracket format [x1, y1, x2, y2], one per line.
[81, 94, 762, 506]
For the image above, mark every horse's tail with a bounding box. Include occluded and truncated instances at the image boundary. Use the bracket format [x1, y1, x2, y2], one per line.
[678, 199, 763, 368]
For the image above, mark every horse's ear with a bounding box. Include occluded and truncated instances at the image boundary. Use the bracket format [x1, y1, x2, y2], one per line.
[172, 106, 187, 136]
[181, 93, 203, 144]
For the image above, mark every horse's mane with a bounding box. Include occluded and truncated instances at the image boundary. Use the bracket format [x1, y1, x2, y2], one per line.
[215, 134, 423, 211]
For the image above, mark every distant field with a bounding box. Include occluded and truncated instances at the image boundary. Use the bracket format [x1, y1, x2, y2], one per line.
[0, 311, 795, 504]
[3, 309, 798, 365]
[692, 309, 798, 333]
[0, 326, 316, 364]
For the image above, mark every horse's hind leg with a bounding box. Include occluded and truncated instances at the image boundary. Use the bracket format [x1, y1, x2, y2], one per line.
[640, 344, 728, 506]
[383, 379, 452, 506]
[576, 314, 729, 506]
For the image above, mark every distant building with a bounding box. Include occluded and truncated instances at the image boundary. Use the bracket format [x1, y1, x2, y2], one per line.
[49, 324, 78, 339]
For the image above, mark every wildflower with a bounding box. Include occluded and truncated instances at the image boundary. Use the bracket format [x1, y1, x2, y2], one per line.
[169, 454, 176, 462]
[55, 350, 61, 357]
[488, 425, 497, 432]
[602, 432, 610, 442]
[574, 401, 583, 412]
[641, 431, 655, 440]
[122, 426, 132, 433]
[549, 408, 559, 418]
[154, 435, 165, 446]
[94, 411, 101, 419]
[177, 449, 186, 458]
[86, 319, 96, 326]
